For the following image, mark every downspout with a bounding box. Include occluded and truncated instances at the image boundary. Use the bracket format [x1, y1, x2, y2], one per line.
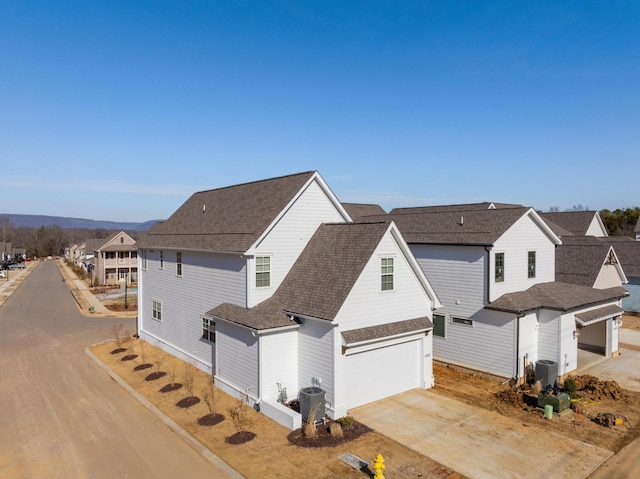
[484, 246, 491, 305]
[515, 313, 524, 383]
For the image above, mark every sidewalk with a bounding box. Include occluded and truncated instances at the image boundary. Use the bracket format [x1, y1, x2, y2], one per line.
[57, 260, 137, 319]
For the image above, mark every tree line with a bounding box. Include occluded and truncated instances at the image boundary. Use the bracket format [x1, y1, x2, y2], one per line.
[599, 207, 640, 237]
[1, 217, 142, 259]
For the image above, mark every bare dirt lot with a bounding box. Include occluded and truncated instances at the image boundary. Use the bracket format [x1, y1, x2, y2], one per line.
[91, 316, 640, 478]
[91, 338, 462, 479]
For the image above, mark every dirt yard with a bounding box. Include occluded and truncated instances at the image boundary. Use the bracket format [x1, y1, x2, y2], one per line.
[433, 314, 640, 454]
[91, 337, 462, 479]
[91, 315, 640, 478]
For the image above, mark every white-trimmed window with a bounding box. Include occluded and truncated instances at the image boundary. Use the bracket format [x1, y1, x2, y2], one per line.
[152, 300, 162, 321]
[381, 257, 394, 291]
[202, 317, 216, 342]
[256, 256, 270, 287]
[452, 316, 472, 326]
[176, 251, 182, 276]
[528, 251, 536, 278]
[433, 314, 445, 338]
[160, 250, 164, 269]
[495, 252, 504, 282]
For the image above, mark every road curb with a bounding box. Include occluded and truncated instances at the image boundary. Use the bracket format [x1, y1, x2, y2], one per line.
[86, 344, 245, 479]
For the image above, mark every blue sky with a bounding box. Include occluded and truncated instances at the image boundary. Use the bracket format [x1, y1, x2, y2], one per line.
[1, 1, 638, 222]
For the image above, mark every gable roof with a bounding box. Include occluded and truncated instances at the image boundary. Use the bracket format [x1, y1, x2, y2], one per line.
[608, 237, 640, 277]
[98, 231, 136, 252]
[208, 220, 440, 330]
[540, 211, 607, 237]
[486, 282, 628, 315]
[137, 171, 348, 253]
[555, 236, 624, 287]
[342, 203, 387, 221]
[384, 203, 559, 246]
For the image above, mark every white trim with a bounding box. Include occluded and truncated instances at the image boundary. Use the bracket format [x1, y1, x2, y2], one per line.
[343, 331, 426, 356]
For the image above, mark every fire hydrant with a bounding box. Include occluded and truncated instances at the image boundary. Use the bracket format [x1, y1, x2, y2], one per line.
[372, 453, 385, 479]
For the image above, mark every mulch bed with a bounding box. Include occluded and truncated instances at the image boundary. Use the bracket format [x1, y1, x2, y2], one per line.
[111, 348, 127, 354]
[121, 354, 138, 361]
[225, 431, 256, 445]
[287, 420, 372, 448]
[145, 371, 167, 381]
[134, 363, 153, 371]
[198, 413, 225, 426]
[176, 396, 201, 408]
[160, 383, 183, 393]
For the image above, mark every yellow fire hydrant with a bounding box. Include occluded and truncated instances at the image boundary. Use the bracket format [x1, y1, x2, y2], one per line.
[373, 453, 385, 479]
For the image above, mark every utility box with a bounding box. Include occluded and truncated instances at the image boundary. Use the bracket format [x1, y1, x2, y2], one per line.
[537, 392, 570, 413]
[299, 387, 325, 424]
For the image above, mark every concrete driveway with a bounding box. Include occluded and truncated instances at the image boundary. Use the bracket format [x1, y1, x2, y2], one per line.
[352, 389, 612, 479]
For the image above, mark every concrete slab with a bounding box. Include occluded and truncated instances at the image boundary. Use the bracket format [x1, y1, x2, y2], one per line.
[620, 328, 640, 347]
[581, 347, 640, 392]
[352, 389, 612, 479]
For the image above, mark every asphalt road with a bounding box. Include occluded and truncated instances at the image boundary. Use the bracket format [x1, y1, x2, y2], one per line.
[0, 261, 233, 478]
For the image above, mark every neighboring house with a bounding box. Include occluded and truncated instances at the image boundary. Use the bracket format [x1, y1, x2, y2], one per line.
[93, 231, 137, 285]
[608, 237, 640, 313]
[540, 210, 608, 237]
[136, 172, 441, 428]
[75, 232, 138, 285]
[636, 216, 640, 241]
[354, 202, 629, 383]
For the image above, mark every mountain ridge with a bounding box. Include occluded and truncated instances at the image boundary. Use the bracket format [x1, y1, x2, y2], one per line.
[0, 213, 159, 231]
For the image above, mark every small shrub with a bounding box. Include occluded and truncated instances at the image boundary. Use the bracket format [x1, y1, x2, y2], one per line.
[110, 324, 124, 349]
[564, 375, 578, 398]
[228, 388, 253, 433]
[337, 416, 354, 428]
[329, 422, 343, 438]
[138, 340, 147, 364]
[154, 354, 164, 376]
[183, 362, 197, 397]
[202, 377, 217, 415]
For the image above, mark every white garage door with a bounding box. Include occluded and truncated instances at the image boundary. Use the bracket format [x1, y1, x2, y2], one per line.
[344, 339, 421, 409]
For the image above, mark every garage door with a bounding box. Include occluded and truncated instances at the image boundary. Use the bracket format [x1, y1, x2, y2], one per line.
[344, 339, 421, 409]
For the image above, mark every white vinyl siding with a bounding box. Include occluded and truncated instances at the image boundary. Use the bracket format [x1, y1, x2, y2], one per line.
[335, 232, 433, 331]
[433, 309, 517, 378]
[260, 330, 299, 402]
[537, 310, 560, 364]
[250, 178, 347, 307]
[139, 250, 246, 371]
[491, 212, 556, 301]
[298, 320, 334, 413]
[216, 322, 259, 398]
[410, 244, 486, 318]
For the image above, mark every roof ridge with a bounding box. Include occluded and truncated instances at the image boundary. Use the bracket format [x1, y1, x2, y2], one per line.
[194, 171, 316, 194]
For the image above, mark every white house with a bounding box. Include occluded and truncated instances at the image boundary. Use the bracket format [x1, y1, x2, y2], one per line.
[136, 171, 441, 428]
[355, 202, 630, 383]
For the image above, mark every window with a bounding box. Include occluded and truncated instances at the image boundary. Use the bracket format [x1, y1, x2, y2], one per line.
[120, 237, 124, 244]
[381, 257, 394, 291]
[528, 251, 536, 278]
[131, 251, 137, 259]
[160, 250, 164, 269]
[152, 300, 162, 321]
[452, 317, 473, 326]
[256, 256, 270, 287]
[105, 252, 116, 260]
[141, 250, 147, 270]
[202, 317, 216, 342]
[495, 252, 504, 282]
[433, 314, 445, 337]
[176, 251, 182, 276]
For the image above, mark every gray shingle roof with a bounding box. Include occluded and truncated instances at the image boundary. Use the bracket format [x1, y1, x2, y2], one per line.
[385, 204, 533, 245]
[607, 237, 640, 277]
[486, 282, 628, 314]
[207, 221, 395, 329]
[555, 236, 614, 287]
[575, 305, 623, 326]
[342, 317, 433, 345]
[137, 171, 317, 252]
[539, 211, 600, 236]
[342, 203, 387, 221]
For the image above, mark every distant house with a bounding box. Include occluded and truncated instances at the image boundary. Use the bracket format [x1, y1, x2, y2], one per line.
[608, 238, 640, 313]
[75, 232, 137, 285]
[354, 202, 629, 383]
[136, 172, 441, 428]
[636, 216, 640, 241]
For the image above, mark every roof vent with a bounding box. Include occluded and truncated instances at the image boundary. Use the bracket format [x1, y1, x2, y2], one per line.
[459, 216, 464, 225]
[488, 203, 496, 209]
[203, 204, 206, 213]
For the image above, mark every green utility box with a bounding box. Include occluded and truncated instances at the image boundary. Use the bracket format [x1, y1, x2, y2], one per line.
[537, 393, 570, 413]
